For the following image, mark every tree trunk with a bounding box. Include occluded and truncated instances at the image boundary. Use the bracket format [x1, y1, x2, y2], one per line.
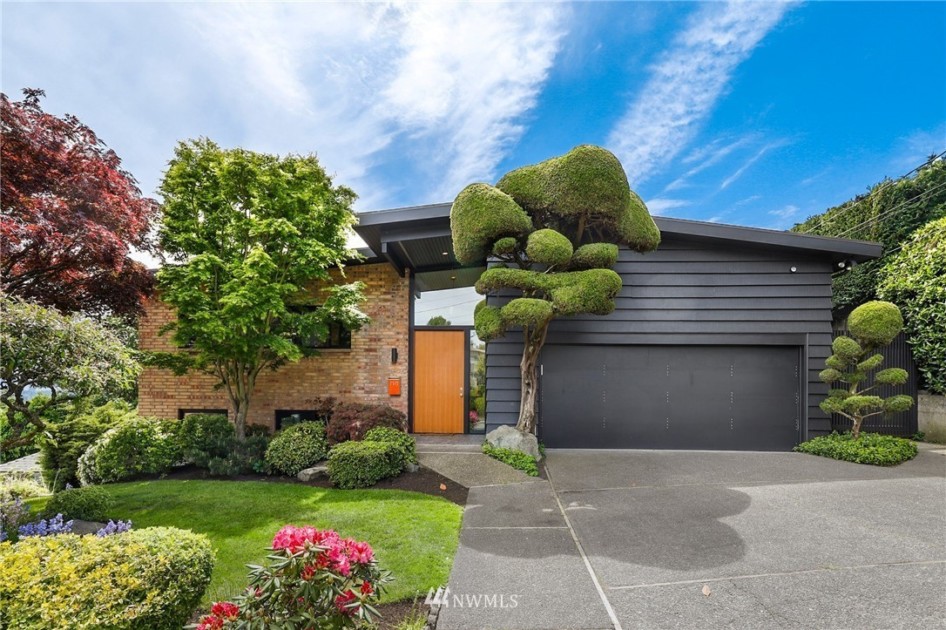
[233, 399, 248, 441]
[851, 416, 862, 440]
[516, 322, 549, 435]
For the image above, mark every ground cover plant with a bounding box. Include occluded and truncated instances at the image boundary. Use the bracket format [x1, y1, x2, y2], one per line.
[482, 443, 539, 476]
[795, 432, 918, 466]
[53, 479, 462, 605]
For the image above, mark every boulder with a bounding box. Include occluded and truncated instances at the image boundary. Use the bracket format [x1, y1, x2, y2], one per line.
[485, 425, 541, 459]
[297, 463, 329, 482]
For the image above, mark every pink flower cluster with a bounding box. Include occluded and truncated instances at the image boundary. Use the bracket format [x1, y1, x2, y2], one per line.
[196, 601, 239, 630]
[272, 525, 374, 577]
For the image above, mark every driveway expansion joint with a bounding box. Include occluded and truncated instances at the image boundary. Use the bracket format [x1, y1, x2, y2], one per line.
[545, 462, 623, 630]
[605, 559, 946, 590]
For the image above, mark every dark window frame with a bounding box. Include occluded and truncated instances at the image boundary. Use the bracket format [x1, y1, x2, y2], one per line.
[290, 305, 353, 350]
[177, 408, 229, 420]
[275, 409, 319, 431]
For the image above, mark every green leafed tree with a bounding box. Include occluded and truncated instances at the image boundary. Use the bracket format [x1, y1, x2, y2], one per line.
[792, 157, 946, 318]
[426, 315, 451, 326]
[819, 301, 914, 438]
[450, 145, 660, 434]
[0, 296, 139, 450]
[154, 139, 369, 439]
[878, 216, 946, 394]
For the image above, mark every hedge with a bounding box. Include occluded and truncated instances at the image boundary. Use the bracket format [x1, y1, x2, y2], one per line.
[327, 441, 404, 489]
[78, 417, 180, 485]
[264, 422, 328, 476]
[0, 527, 214, 629]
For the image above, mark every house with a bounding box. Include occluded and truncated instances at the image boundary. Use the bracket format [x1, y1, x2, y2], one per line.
[138, 202, 881, 450]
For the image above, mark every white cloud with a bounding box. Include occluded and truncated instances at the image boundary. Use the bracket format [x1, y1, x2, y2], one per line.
[769, 204, 800, 219]
[665, 134, 756, 191]
[719, 139, 789, 190]
[184, 2, 566, 206]
[607, 1, 795, 186]
[382, 3, 566, 199]
[645, 198, 690, 215]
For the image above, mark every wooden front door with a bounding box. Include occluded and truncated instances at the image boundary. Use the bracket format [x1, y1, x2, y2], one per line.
[413, 330, 466, 433]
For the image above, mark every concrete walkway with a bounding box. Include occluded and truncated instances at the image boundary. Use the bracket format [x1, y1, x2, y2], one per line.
[438, 445, 946, 630]
[416, 434, 536, 487]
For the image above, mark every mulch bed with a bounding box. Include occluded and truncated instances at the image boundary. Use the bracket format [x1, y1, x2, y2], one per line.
[160, 464, 469, 506]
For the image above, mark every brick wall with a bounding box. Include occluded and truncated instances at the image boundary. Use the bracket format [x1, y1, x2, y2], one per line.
[138, 263, 410, 429]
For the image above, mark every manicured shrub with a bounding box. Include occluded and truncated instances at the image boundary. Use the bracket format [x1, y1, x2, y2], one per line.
[78, 417, 181, 485]
[794, 432, 918, 466]
[40, 400, 134, 490]
[0, 526, 214, 629]
[44, 485, 114, 521]
[177, 413, 234, 467]
[482, 443, 539, 476]
[265, 422, 329, 476]
[327, 441, 405, 489]
[363, 426, 416, 465]
[197, 525, 390, 629]
[327, 403, 407, 443]
[206, 433, 270, 477]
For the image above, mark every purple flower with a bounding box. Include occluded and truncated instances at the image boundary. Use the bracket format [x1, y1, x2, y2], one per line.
[18, 513, 74, 538]
[95, 520, 132, 537]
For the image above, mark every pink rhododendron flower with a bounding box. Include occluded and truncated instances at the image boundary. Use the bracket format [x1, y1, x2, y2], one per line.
[334, 589, 359, 616]
[210, 602, 239, 619]
[360, 581, 373, 595]
[349, 541, 374, 564]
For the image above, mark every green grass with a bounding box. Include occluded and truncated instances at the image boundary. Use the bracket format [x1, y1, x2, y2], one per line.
[31, 480, 462, 605]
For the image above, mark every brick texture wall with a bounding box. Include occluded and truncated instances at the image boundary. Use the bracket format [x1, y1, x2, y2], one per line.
[138, 263, 410, 430]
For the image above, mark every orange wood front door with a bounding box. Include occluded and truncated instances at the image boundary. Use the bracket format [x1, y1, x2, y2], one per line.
[413, 330, 465, 433]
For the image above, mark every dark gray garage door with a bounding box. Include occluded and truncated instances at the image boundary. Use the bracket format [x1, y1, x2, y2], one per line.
[540, 345, 801, 451]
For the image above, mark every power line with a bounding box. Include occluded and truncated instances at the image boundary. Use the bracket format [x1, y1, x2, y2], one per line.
[799, 150, 945, 236]
[832, 178, 946, 239]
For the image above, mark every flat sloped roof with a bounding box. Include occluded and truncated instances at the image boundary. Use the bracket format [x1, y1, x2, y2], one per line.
[353, 202, 882, 272]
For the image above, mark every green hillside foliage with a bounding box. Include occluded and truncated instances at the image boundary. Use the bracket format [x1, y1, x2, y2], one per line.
[792, 158, 946, 317]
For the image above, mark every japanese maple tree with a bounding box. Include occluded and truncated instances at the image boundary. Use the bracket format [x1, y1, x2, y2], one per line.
[1, 89, 158, 319]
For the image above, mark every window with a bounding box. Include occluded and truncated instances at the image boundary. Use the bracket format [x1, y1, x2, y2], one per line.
[275, 409, 318, 430]
[291, 306, 352, 350]
[178, 408, 228, 420]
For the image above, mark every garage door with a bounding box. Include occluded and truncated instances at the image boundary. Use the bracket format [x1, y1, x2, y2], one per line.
[540, 345, 801, 451]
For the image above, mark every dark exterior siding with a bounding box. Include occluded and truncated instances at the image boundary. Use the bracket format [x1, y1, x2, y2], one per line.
[485, 237, 837, 440]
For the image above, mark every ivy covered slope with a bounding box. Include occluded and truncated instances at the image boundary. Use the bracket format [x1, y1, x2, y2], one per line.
[878, 217, 946, 394]
[791, 158, 946, 317]
[450, 145, 659, 433]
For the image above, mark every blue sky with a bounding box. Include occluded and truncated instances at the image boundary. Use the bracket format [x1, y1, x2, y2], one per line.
[3, 1, 944, 237]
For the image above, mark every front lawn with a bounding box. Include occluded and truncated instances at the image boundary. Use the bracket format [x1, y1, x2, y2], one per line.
[34, 480, 463, 604]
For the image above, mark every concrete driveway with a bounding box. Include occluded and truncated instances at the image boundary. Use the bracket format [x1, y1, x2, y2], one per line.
[438, 444, 946, 630]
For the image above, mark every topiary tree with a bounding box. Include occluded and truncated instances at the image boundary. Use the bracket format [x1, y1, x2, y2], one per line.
[819, 301, 914, 439]
[878, 217, 946, 395]
[450, 145, 660, 434]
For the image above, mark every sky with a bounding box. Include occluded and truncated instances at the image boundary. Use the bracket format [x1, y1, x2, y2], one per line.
[3, 1, 945, 281]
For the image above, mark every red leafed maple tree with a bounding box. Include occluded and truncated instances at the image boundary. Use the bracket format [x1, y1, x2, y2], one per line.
[1, 88, 159, 318]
